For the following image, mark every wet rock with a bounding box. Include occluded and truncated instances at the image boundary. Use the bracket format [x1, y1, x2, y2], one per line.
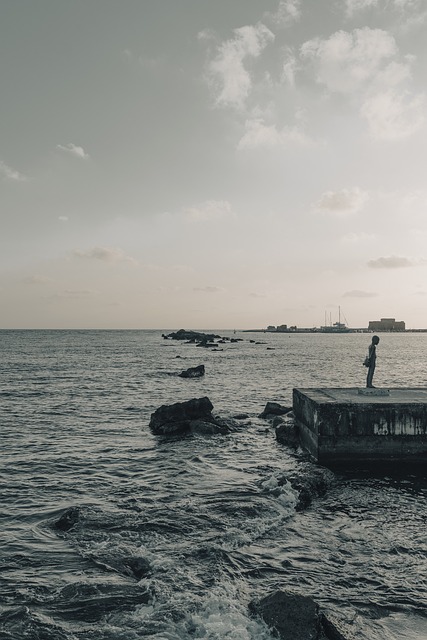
[179, 364, 205, 378]
[189, 419, 230, 435]
[280, 465, 336, 511]
[249, 590, 349, 640]
[196, 340, 216, 348]
[150, 397, 214, 435]
[232, 413, 250, 420]
[249, 590, 322, 640]
[164, 329, 221, 342]
[122, 556, 152, 580]
[320, 613, 349, 640]
[54, 507, 80, 532]
[275, 421, 300, 449]
[259, 402, 292, 420]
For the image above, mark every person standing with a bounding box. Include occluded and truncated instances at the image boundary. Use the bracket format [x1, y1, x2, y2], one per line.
[366, 335, 380, 388]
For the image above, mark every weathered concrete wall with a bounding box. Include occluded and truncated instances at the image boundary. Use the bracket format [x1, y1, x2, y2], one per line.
[293, 388, 427, 465]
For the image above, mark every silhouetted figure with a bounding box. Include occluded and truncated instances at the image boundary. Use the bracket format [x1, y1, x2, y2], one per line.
[366, 335, 380, 388]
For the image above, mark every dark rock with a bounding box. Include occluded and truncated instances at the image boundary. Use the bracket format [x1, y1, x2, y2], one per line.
[211, 416, 243, 431]
[122, 556, 152, 580]
[179, 364, 205, 378]
[189, 419, 230, 435]
[249, 590, 322, 640]
[164, 329, 221, 342]
[196, 341, 216, 348]
[54, 507, 80, 532]
[259, 402, 292, 419]
[232, 413, 250, 420]
[149, 397, 214, 435]
[320, 613, 349, 640]
[272, 416, 285, 428]
[280, 466, 336, 511]
[275, 422, 300, 449]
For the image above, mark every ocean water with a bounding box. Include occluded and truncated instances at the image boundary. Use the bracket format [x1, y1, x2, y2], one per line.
[1, 329, 426, 640]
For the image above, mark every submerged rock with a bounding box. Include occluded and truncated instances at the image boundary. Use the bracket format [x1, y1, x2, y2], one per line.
[275, 420, 300, 449]
[122, 556, 152, 580]
[54, 507, 80, 532]
[179, 364, 205, 378]
[150, 397, 214, 435]
[249, 590, 349, 640]
[163, 329, 221, 342]
[259, 401, 292, 420]
[249, 590, 322, 640]
[149, 397, 241, 436]
[281, 465, 336, 511]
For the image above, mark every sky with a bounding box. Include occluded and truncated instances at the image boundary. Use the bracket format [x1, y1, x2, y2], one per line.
[1, 0, 427, 330]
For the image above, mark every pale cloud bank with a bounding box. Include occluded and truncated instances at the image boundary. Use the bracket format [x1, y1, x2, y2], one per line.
[368, 255, 412, 268]
[73, 246, 137, 264]
[264, 0, 302, 28]
[193, 286, 224, 293]
[57, 143, 90, 160]
[343, 289, 378, 297]
[238, 118, 312, 149]
[300, 26, 425, 140]
[205, 23, 274, 110]
[22, 275, 53, 285]
[315, 187, 369, 215]
[0, 160, 27, 182]
[301, 28, 399, 94]
[184, 200, 234, 221]
[360, 90, 426, 140]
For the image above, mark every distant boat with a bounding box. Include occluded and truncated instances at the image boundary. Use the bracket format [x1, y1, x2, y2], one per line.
[321, 307, 351, 333]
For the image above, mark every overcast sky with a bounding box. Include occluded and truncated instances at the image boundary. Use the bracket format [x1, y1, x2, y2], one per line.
[1, 0, 427, 329]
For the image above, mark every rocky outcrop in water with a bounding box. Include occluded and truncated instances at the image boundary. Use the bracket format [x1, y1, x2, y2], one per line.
[163, 329, 221, 342]
[283, 465, 335, 511]
[275, 419, 300, 449]
[179, 364, 205, 378]
[249, 590, 348, 640]
[259, 402, 292, 420]
[149, 396, 241, 436]
[54, 506, 80, 531]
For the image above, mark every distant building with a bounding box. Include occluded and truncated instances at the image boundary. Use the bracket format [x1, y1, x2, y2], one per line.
[368, 318, 405, 331]
[277, 324, 288, 332]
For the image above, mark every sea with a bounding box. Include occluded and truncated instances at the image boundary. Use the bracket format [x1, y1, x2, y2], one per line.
[1, 329, 426, 640]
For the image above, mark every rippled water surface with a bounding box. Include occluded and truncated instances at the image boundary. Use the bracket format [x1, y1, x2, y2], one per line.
[1, 330, 426, 639]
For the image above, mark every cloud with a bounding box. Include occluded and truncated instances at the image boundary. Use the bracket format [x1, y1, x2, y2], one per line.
[360, 89, 426, 140]
[193, 286, 224, 293]
[73, 246, 137, 264]
[368, 255, 412, 268]
[315, 187, 369, 215]
[343, 289, 378, 297]
[205, 23, 274, 110]
[238, 118, 312, 149]
[57, 143, 90, 160]
[22, 275, 52, 285]
[184, 200, 234, 221]
[340, 232, 376, 243]
[264, 0, 302, 28]
[301, 28, 398, 94]
[344, 0, 380, 17]
[48, 289, 98, 300]
[0, 160, 27, 182]
[281, 48, 298, 86]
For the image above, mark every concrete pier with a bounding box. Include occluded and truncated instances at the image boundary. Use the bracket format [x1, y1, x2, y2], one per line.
[293, 388, 427, 466]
